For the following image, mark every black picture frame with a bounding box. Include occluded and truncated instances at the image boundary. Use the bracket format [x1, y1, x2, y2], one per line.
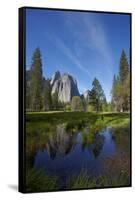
[19, 6, 132, 193]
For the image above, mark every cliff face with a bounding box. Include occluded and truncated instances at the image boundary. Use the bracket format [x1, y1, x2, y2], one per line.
[50, 71, 61, 87]
[51, 72, 80, 102]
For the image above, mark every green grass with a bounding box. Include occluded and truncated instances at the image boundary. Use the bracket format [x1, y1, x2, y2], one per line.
[67, 172, 130, 189]
[26, 111, 130, 127]
[26, 168, 58, 192]
[94, 113, 130, 129]
[67, 154, 130, 190]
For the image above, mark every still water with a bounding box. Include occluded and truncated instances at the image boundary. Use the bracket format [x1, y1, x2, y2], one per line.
[31, 124, 129, 186]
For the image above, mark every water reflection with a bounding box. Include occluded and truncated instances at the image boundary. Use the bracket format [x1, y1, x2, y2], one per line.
[81, 128, 105, 158]
[92, 133, 105, 158]
[26, 121, 130, 191]
[26, 123, 130, 181]
[46, 124, 76, 159]
[43, 124, 106, 159]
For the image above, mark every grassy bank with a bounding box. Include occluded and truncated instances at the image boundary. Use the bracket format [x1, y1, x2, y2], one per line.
[26, 112, 130, 131]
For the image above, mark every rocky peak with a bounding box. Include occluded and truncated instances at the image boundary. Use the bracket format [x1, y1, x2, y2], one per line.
[51, 72, 80, 102]
[50, 70, 61, 87]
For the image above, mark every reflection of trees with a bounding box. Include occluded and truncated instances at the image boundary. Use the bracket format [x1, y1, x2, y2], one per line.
[46, 124, 77, 159]
[26, 129, 49, 169]
[92, 134, 105, 158]
[81, 128, 105, 158]
[26, 141, 37, 169]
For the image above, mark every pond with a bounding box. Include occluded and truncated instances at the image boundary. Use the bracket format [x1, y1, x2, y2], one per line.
[26, 121, 130, 190]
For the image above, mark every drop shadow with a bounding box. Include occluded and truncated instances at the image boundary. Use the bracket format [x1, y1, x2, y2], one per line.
[8, 184, 18, 191]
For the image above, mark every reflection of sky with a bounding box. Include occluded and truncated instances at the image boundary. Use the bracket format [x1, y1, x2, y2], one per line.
[26, 9, 130, 102]
[100, 127, 116, 156]
[34, 127, 116, 178]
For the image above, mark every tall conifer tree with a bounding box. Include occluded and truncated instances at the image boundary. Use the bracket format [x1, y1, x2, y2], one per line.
[111, 49, 130, 112]
[43, 79, 52, 111]
[90, 78, 106, 111]
[30, 48, 43, 111]
[119, 49, 129, 84]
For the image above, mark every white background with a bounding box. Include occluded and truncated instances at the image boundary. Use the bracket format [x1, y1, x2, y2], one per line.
[0, 0, 135, 199]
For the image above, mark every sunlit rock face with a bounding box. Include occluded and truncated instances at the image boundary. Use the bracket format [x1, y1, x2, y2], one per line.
[50, 70, 61, 87]
[51, 72, 80, 102]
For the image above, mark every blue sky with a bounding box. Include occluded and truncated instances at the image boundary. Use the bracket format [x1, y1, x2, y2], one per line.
[26, 8, 130, 102]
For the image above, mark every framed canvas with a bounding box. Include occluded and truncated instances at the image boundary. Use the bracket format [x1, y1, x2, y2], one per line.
[19, 7, 132, 193]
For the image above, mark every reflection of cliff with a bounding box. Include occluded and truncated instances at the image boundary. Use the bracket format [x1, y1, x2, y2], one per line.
[46, 125, 76, 159]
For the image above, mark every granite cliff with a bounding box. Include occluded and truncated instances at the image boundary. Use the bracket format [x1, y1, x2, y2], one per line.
[51, 71, 80, 102]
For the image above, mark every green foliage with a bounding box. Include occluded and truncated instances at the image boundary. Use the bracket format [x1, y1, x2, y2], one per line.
[52, 91, 59, 110]
[87, 104, 94, 112]
[26, 112, 129, 131]
[26, 70, 31, 110]
[43, 79, 52, 111]
[67, 167, 130, 189]
[102, 102, 113, 112]
[81, 99, 88, 112]
[67, 170, 96, 189]
[119, 49, 129, 84]
[71, 96, 84, 111]
[111, 49, 130, 112]
[26, 168, 58, 192]
[29, 48, 43, 111]
[64, 103, 71, 111]
[89, 78, 107, 112]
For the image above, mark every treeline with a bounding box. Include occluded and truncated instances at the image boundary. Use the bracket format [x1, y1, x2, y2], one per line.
[111, 49, 130, 112]
[26, 48, 130, 113]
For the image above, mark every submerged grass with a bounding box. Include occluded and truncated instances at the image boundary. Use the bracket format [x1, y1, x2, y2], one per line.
[26, 168, 58, 192]
[67, 163, 130, 189]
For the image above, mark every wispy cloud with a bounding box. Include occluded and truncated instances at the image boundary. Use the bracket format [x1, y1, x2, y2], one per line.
[64, 13, 114, 76]
[46, 31, 92, 80]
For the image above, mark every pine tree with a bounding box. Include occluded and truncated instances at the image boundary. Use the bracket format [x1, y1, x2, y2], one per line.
[43, 79, 52, 111]
[111, 74, 118, 111]
[26, 70, 31, 110]
[111, 74, 124, 112]
[111, 49, 130, 112]
[90, 78, 106, 112]
[52, 91, 59, 110]
[30, 48, 43, 111]
[119, 49, 129, 84]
